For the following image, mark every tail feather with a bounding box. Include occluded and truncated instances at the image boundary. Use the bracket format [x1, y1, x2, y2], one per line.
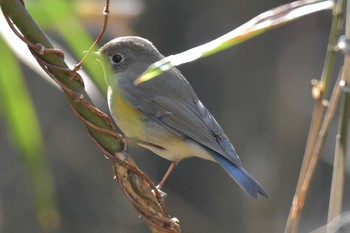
[211, 152, 269, 198]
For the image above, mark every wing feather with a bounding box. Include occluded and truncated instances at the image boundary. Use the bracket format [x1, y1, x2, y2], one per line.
[118, 69, 241, 166]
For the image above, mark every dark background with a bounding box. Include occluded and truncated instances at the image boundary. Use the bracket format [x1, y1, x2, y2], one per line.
[1, 0, 348, 232]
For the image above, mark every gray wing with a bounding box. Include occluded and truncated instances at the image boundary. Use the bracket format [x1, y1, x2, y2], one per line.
[118, 69, 241, 166]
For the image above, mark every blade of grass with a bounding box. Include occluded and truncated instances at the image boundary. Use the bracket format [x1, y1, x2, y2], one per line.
[0, 37, 60, 231]
[135, 0, 334, 85]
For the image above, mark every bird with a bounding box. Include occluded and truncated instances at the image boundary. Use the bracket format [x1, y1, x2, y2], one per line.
[97, 36, 268, 198]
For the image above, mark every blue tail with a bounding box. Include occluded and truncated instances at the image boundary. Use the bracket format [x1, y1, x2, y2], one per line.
[211, 152, 269, 198]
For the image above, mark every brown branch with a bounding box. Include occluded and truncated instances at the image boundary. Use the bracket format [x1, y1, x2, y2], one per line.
[328, 0, 350, 223]
[71, 0, 110, 74]
[284, 1, 345, 232]
[0, 0, 181, 232]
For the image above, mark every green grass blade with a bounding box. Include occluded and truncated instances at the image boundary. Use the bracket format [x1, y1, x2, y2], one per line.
[136, 0, 334, 85]
[0, 37, 60, 231]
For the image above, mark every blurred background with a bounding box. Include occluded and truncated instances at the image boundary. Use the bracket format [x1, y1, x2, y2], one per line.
[0, 0, 348, 232]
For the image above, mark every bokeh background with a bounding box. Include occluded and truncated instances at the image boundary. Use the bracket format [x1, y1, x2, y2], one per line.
[0, 0, 348, 232]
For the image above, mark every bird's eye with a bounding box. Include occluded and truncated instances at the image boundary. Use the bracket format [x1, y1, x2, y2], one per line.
[111, 54, 124, 64]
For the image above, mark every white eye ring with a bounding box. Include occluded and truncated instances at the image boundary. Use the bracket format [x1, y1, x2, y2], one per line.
[110, 53, 124, 64]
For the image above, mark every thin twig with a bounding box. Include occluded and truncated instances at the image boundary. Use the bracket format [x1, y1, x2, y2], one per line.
[327, 79, 350, 223]
[287, 71, 344, 233]
[327, 0, 350, 225]
[3, 12, 65, 58]
[285, 1, 345, 232]
[71, 0, 110, 74]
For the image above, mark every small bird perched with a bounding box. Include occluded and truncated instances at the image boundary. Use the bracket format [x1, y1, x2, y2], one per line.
[98, 36, 268, 198]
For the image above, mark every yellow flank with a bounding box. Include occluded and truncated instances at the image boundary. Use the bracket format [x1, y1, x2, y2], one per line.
[108, 86, 145, 139]
[108, 87, 214, 162]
